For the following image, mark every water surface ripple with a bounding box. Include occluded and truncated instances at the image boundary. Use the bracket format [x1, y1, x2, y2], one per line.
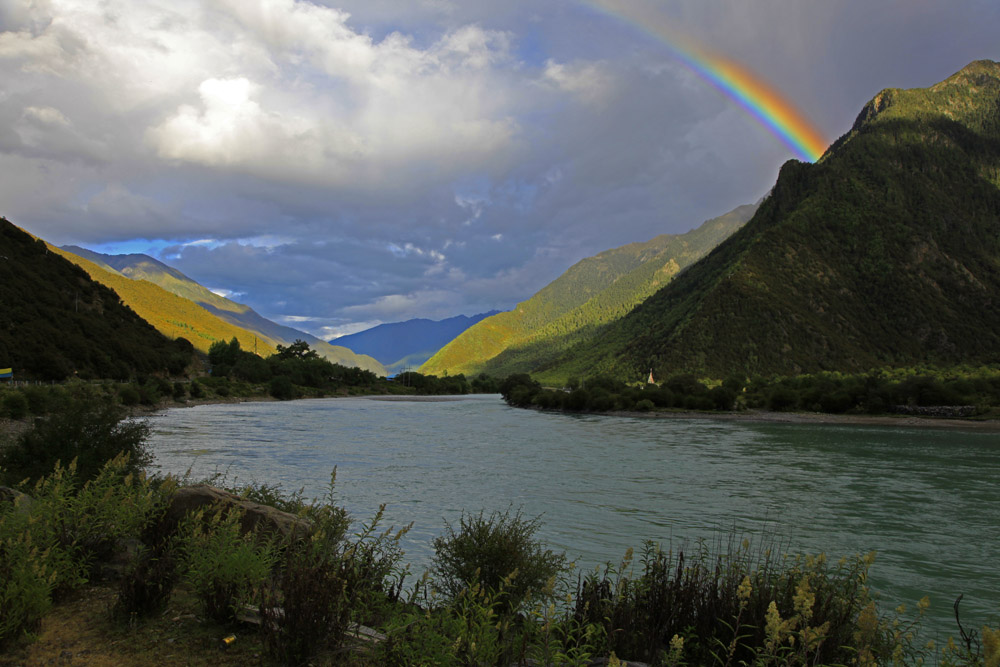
[148, 395, 999, 637]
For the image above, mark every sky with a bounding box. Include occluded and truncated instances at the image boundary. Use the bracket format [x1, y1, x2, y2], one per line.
[2, 0, 998, 340]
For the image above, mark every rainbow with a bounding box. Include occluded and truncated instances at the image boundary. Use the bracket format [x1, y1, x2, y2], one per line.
[582, 0, 828, 163]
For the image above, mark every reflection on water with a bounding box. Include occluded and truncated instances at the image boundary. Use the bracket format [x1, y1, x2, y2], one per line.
[148, 395, 1000, 637]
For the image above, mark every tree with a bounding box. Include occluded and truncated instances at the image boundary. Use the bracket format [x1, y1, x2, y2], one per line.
[275, 340, 318, 361]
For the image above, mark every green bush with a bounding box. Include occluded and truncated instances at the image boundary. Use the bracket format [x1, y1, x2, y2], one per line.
[0, 396, 151, 485]
[118, 385, 140, 407]
[188, 380, 203, 399]
[573, 540, 923, 666]
[2, 391, 29, 420]
[269, 375, 297, 400]
[0, 502, 54, 650]
[634, 399, 655, 412]
[178, 508, 277, 623]
[432, 507, 566, 615]
[111, 543, 178, 624]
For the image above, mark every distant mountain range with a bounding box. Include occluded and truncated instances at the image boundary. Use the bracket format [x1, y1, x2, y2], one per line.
[0, 219, 193, 380]
[60, 246, 386, 375]
[420, 203, 758, 379]
[448, 59, 1000, 383]
[330, 311, 499, 375]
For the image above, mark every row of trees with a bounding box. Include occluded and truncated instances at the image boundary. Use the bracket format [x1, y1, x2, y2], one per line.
[208, 337, 502, 399]
[501, 368, 1000, 416]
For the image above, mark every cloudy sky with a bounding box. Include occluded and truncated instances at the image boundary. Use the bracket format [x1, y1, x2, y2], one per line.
[2, 0, 998, 339]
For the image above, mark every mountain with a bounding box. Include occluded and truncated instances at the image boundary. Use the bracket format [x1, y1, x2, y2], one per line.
[331, 311, 500, 374]
[420, 203, 758, 378]
[534, 60, 1000, 383]
[0, 218, 193, 380]
[62, 247, 387, 376]
[51, 244, 283, 358]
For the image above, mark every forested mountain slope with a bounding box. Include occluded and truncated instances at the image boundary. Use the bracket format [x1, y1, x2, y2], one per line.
[540, 60, 1000, 383]
[0, 218, 193, 380]
[63, 247, 386, 375]
[420, 204, 757, 377]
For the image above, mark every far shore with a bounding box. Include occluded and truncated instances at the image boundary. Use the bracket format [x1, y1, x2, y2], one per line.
[4, 393, 999, 446]
[601, 406, 1000, 431]
[150, 392, 1000, 432]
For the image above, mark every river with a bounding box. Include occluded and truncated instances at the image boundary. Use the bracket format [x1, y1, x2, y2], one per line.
[147, 394, 999, 638]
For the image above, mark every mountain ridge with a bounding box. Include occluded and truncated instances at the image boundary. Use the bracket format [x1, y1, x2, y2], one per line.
[420, 203, 758, 377]
[533, 59, 1000, 382]
[62, 246, 387, 375]
[331, 311, 500, 374]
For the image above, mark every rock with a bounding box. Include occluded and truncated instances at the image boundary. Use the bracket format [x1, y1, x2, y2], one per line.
[163, 484, 312, 541]
[0, 486, 33, 514]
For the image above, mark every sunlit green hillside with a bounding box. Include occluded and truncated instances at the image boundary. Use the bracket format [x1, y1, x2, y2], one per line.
[53, 246, 281, 358]
[65, 247, 387, 375]
[420, 204, 757, 377]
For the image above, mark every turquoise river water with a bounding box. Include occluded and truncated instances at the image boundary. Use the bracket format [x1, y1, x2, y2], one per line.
[147, 394, 999, 639]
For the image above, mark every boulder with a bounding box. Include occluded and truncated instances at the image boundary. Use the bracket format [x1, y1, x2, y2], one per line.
[164, 484, 312, 541]
[0, 486, 33, 514]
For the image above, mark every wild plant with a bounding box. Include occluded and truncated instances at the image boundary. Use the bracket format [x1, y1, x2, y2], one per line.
[431, 506, 567, 615]
[573, 537, 920, 666]
[376, 575, 511, 666]
[0, 486, 55, 650]
[177, 506, 277, 624]
[258, 470, 410, 664]
[18, 454, 164, 595]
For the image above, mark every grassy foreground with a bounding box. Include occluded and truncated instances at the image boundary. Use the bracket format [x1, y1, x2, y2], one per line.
[2, 401, 998, 666]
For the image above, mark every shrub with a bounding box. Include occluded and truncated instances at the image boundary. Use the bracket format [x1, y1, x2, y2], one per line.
[259, 475, 407, 665]
[0, 396, 151, 485]
[188, 380, 203, 399]
[118, 385, 140, 407]
[0, 503, 54, 650]
[178, 508, 277, 624]
[269, 375, 297, 400]
[111, 544, 178, 624]
[2, 391, 28, 420]
[574, 539, 919, 666]
[634, 399, 655, 412]
[432, 507, 566, 614]
[172, 382, 186, 401]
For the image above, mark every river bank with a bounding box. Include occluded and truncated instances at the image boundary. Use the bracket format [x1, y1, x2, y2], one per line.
[605, 406, 1000, 431]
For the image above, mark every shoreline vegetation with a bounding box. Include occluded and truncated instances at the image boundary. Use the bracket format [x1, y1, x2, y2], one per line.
[2, 407, 998, 666]
[499, 366, 1000, 430]
[1, 368, 999, 664]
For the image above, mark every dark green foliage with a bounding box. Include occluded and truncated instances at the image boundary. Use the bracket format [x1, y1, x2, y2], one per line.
[502, 366, 1000, 418]
[530, 61, 1000, 383]
[0, 218, 193, 381]
[574, 540, 905, 666]
[268, 375, 297, 400]
[0, 395, 151, 485]
[431, 507, 566, 614]
[393, 370, 470, 395]
[2, 391, 29, 420]
[499, 373, 541, 407]
[111, 545, 178, 623]
[275, 339, 318, 360]
[118, 385, 140, 406]
[188, 380, 203, 398]
[178, 508, 277, 624]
